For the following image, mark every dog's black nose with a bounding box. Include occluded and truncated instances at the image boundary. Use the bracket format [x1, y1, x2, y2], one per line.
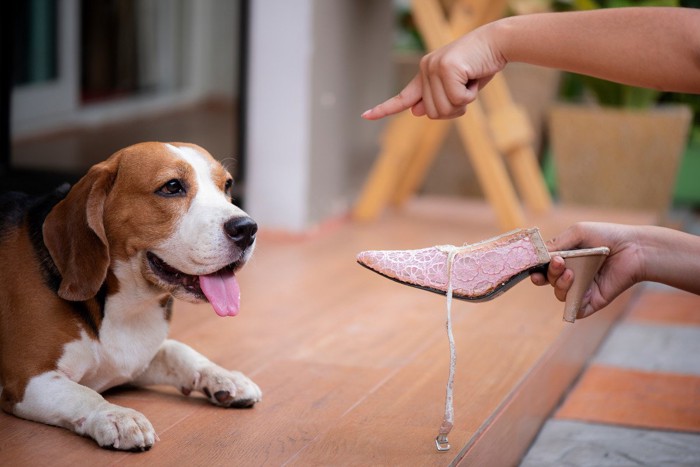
[224, 217, 257, 250]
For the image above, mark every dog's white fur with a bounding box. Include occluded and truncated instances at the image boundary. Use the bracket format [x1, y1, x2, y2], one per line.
[159, 144, 252, 274]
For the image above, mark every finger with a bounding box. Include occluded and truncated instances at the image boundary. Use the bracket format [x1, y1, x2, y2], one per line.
[427, 74, 457, 118]
[463, 79, 479, 104]
[554, 267, 574, 291]
[553, 268, 574, 302]
[530, 272, 547, 286]
[576, 290, 596, 319]
[411, 101, 426, 117]
[442, 75, 476, 110]
[547, 256, 567, 286]
[420, 71, 438, 119]
[361, 74, 422, 120]
[546, 225, 586, 252]
[531, 256, 565, 287]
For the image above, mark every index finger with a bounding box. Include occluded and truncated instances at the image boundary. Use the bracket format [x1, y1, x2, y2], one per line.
[361, 75, 422, 120]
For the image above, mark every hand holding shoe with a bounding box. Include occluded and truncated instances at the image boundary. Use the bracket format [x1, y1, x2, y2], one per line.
[530, 222, 700, 318]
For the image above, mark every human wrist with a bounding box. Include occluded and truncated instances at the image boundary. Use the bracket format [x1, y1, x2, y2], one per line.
[630, 225, 654, 284]
[636, 226, 698, 289]
[486, 16, 514, 67]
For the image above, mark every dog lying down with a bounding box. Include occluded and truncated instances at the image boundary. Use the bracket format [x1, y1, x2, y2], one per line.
[0, 142, 262, 451]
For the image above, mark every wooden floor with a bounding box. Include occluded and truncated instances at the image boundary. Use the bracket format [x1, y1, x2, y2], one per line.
[0, 197, 653, 466]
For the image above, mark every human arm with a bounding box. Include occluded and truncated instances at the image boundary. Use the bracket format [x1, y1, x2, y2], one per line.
[362, 7, 700, 120]
[530, 222, 700, 319]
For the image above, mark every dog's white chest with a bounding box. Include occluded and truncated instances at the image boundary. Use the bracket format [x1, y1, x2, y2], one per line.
[58, 295, 169, 393]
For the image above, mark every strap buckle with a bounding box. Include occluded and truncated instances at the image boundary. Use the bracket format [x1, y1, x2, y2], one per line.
[435, 434, 450, 451]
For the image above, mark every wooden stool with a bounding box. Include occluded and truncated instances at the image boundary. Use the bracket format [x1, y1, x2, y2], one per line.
[353, 0, 551, 230]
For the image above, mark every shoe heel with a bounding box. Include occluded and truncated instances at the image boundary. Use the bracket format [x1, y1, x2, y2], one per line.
[552, 248, 610, 323]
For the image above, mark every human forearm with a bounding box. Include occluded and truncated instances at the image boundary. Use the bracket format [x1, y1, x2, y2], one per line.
[362, 6, 700, 120]
[494, 7, 700, 93]
[638, 225, 700, 294]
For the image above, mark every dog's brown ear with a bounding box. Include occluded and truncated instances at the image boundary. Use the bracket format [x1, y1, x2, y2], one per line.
[43, 157, 119, 301]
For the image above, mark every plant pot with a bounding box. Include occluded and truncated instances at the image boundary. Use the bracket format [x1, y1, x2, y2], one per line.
[549, 104, 692, 220]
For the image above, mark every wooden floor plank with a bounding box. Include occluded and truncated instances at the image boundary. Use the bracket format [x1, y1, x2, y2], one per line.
[114, 361, 391, 467]
[0, 387, 207, 466]
[555, 365, 700, 433]
[0, 197, 655, 466]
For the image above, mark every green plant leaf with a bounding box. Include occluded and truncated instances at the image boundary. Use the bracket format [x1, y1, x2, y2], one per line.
[573, 0, 601, 9]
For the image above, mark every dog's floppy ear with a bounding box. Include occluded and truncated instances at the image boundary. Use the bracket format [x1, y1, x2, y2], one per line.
[43, 156, 119, 301]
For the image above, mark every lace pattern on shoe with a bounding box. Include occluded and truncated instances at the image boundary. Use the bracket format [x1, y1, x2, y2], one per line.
[362, 237, 542, 299]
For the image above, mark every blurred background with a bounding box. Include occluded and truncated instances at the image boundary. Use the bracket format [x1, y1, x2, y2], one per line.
[2, 0, 246, 195]
[1, 0, 699, 232]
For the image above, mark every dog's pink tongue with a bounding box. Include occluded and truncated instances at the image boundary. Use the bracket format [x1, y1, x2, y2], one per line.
[199, 270, 240, 317]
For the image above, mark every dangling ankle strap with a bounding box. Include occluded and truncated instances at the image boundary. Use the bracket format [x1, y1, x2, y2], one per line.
[434, 246, 459, 451]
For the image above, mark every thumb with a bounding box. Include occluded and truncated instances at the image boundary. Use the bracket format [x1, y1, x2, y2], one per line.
[546, 226, 586, 253]
[411, 100, 426, 117]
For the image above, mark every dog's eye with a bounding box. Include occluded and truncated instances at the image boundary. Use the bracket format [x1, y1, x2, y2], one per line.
[157, 179, 186, 196]
[224, 179, 233, 194]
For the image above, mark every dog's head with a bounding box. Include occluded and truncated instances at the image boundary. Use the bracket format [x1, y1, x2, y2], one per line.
[43, 142, 255, 317]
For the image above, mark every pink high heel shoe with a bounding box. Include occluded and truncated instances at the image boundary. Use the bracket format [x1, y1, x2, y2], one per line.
[356, 227, 609, 451]
[356, 227, 609, 323]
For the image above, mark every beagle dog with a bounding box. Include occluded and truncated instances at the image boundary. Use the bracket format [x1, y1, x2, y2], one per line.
[0, 142, 261, 451]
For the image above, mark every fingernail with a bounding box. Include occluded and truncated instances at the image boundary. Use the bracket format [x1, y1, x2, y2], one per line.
[361, 109, 372, 118]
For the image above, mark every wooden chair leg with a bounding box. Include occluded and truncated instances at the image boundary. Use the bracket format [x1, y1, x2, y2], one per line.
[455, 103, 525, 230]
[392, 118, 451, 207]
[481, 77, 553, 214]
[352, 112, 427, 221]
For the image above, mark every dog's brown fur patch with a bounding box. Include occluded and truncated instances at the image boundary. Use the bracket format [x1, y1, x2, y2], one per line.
[0, 222, 83, 410]
[103, 144, 197, 262]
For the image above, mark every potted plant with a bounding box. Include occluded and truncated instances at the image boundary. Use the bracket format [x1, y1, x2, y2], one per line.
[547, 0, 694, 221]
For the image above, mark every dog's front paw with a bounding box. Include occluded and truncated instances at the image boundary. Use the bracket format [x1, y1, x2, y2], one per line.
[82, 404, 157, 451]
[191, 367, 262, 408]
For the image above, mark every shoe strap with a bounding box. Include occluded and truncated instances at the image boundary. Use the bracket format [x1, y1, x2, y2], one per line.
[435, 243, 476, 255]
[435, 247, 458, 451]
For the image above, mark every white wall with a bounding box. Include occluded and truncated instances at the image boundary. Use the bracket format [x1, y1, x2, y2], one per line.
[246, 0, 393, 232]
[246, 0, 314, 232]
